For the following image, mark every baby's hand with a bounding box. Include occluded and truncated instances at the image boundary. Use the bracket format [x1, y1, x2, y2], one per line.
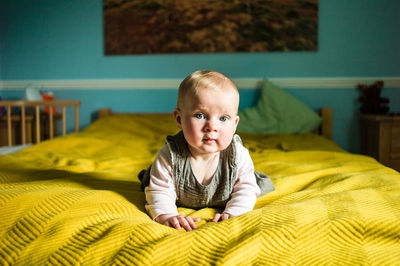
[156, 214, 201, 231]
[211, 212, 232, 222]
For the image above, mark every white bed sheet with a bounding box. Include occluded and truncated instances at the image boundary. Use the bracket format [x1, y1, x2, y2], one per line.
[0, 144, 33, 154]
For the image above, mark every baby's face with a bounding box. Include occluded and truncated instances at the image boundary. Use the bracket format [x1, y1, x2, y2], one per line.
[174, 83, 239, 157]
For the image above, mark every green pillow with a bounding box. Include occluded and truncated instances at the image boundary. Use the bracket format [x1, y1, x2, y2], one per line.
[237, 80, 321, 134]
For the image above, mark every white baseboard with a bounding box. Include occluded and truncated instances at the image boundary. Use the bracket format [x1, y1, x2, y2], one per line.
[1, 77, 399, 90]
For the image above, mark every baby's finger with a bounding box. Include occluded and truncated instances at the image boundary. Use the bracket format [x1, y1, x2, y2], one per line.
[170, 217, 182, 230]
[185, 217, 197, 230]
[212, 213, 221, 222]
[221, 213, 230, 221]
[178, 216, 193, 231]
[192, 217, 201, 222]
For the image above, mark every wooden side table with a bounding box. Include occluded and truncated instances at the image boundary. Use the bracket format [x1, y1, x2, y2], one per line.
[0, 100, 80, 147]
[360, 114, 400, 171]
[32, 114, 62, 141]
[0, 115, 33, 146]
[0, 113, 61, 146]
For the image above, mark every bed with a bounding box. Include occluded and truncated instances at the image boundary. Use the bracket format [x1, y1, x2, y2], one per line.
[1, 102, 399, 265]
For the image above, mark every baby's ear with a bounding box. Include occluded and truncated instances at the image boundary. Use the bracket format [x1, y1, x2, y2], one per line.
[235, 115, 239, 126]
[173, 108, 183, 128]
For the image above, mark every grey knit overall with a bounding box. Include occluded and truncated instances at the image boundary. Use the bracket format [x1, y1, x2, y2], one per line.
[139, 131, 274, 209]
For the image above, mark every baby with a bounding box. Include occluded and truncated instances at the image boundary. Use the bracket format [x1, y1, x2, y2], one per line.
[139, 70, 274, 231]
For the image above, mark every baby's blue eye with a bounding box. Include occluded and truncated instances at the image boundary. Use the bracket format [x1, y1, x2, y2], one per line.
[220, 116, 228, 122]
[194, 113, 204, 119]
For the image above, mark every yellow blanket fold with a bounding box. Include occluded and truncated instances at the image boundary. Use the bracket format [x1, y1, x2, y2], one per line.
[1, 114, 399, 265]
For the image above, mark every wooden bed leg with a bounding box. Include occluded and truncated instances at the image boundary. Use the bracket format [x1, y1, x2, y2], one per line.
[320, 107, 333, 139]
[98, 108, 112, 118]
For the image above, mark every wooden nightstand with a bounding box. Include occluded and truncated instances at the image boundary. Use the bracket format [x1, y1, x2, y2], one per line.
[360, 114, 400, 172]
[0, 100, 80, 147]
[0, 115, 33, 146]
[33, 114, 62, 141]
[0, 113, 60, 146]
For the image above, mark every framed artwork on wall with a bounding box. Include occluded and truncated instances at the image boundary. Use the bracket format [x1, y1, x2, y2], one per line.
[104, 0, 318, 55]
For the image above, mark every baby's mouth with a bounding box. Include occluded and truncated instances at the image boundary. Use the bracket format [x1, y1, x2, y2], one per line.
[203, 137, 216, 143]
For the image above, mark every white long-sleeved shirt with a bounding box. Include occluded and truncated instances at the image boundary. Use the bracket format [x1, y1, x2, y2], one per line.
[144, 141, 260, 220]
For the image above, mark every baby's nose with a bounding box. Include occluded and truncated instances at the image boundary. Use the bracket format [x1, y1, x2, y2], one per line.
[205, 119, 218, 132]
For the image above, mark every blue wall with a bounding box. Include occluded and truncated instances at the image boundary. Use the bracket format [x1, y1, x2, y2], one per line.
[1, 0, 399, 79]
[1, 0, 400, 153]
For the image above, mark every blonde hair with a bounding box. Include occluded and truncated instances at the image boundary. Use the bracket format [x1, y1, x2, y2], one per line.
[177, 70, 238, 109]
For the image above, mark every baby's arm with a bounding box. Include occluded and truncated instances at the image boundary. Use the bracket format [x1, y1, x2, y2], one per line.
[144, 145, 178, 218]
[145, 145, 200, 231]
[221, 144, 260, 219]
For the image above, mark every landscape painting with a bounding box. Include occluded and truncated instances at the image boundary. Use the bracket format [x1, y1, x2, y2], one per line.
[104, 0, 318, 55]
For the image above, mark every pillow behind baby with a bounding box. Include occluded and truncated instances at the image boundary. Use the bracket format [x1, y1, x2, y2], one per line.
[237, 79, 321, 134]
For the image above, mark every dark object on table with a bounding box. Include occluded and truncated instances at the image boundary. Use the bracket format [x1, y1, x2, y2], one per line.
[358, 80, 389, 115]
[0, 96, 5, 116]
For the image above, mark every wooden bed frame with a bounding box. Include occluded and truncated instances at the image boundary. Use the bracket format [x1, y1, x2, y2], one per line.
[0, 100, 81, 147]
[98, 107, 333, 139]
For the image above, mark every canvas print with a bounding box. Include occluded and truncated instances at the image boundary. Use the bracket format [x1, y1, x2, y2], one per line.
[104, 0, 318, 55]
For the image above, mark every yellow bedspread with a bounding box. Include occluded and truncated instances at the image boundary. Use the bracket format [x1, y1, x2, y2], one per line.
[1, 114, 399, 265]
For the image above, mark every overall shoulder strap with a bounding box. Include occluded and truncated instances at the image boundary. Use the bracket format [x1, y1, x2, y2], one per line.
[166, 131, 190, 200]
[138, 131, 188, 190]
